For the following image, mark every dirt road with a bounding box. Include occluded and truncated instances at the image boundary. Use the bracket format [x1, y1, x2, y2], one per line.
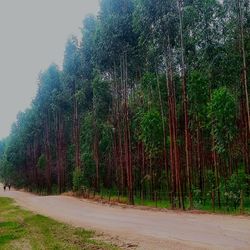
[0, 186, 250, 250]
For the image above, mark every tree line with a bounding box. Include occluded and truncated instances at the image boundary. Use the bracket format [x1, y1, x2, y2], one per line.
[0, 0, 249, 210]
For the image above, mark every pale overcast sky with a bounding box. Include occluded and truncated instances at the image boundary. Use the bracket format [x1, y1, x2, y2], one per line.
[0, 0, 99, 139]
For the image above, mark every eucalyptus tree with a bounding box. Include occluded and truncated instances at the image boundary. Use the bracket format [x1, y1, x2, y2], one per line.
[34, 65, 61, 192]
[80, 15, 97, 81]
[63, 37, 82, 172]
[134, 0, 185, 208]
[92, 73, 112, 191]
[208, 87, 237, 207]
[237, 0, 250, 133]
[95, 0, 137, 204]
[43, 64, 66, 193]
[213, 0, 250, 174]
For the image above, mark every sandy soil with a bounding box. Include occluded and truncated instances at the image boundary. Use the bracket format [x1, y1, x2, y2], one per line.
[1, 185, 250, 250]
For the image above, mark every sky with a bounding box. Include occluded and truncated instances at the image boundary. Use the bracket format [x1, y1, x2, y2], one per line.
[0, 0, 100, 139]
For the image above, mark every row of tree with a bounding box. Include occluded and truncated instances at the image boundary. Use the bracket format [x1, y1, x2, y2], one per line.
[0, 0, 249, 210]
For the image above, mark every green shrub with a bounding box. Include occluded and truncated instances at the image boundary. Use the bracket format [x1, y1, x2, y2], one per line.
[72, 169, 84, 192]
[37, 154, 46, 170]
[224, 171, 249, 210]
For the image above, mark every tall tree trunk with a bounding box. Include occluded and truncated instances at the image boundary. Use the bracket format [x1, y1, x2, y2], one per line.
[122, 53, 134, 205]
[178, 0, 193, 209]
[196, 120, 203, 198]
[73, 81, 81, 171]
[114, 62, 125, 194]
[156, 71, 170, 201]
[93, 115, 100, 191]
[237, 0, 250, 134]
[212, 135, 221, 209]
[166, 37, 183, 209]
[45, 114, 51, 194]
[56, 110, 65, 193]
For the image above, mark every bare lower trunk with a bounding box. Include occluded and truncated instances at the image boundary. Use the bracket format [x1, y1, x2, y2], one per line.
[93, 124, 100, 192]
[165, 37, 183, 209]
[156, 71, 169, 199]
[178, 0, 192, 209]
[73, 82, 81, 171]
[122, 53, 134, 205]
[45, 115, 51, 194]
[56, 111, 65, 193]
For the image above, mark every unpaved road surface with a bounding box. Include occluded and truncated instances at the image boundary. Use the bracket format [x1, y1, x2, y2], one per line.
[1, 186, 250, 250]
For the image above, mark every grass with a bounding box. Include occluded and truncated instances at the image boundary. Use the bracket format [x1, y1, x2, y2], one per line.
[82, 189, 250, 215]
[192, 201, 250, 215]
[134, 197, 170, 208]
[0, 197, 118, 250]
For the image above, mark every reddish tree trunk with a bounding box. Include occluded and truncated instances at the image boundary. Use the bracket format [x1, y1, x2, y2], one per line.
[44, 115, 52, 194]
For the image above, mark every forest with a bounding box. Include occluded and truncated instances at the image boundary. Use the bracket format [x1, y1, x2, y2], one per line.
[0, 0, 249, 211]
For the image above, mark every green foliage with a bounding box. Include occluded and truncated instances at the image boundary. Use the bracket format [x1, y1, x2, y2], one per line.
[208, 87, 237, 154]
[207, 170, 216, 192]
[37, 154, 46, 170]
[81, 15, 97, 80]
[192, 188, 203, 208]
[140, 109, 163, 157]
[93, 73, 112, 121]
[63, 37, 81, 77]
[0, 158, 11, 182]
[141, 72, 157, 91]
[99, 122, 113, 154]
[188, 70, 209, 122]
[224, 171, 249, 209]
[72, 169, 84, 192]
[96, 0, 136, 69]
[81, 112, 94, 149]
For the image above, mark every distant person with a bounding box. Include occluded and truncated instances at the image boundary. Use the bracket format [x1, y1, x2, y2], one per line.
[8, 184, 11, 190]
[3, 184, 6, 191]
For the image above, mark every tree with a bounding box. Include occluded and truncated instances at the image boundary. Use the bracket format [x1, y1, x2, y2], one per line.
[63, 37, 82, 172]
